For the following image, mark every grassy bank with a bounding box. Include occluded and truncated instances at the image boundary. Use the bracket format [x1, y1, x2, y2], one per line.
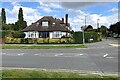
[1, 45, 87, 49]
[1, 70, 119, 80]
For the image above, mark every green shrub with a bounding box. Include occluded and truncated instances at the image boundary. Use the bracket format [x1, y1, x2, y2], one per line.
[73, 32, 83, 44]
[12, 31, 25, 38]
[1, 30, 11, 38]
[5, 37, 21, 44]
[27, 38, 34, 44]
[43, 38, 49, 43]
[73, 32, 102, 44]
[21, 38, 28, 44]
[49, 38, 60, 43]
[37, 38, 44, 43]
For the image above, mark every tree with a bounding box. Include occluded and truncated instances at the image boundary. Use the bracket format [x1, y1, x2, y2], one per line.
[100, 25, 107, 37]
[109, 21, 120, 37]
[15, 7, 27, 31]
[1, 8, 6, 24]
[18, 8, 24, 22]
[84, 25, 93, 32]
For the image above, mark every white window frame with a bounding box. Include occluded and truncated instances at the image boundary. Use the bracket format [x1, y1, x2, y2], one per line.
[42, 21, 48, 26]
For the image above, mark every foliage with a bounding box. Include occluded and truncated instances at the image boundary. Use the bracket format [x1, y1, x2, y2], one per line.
[4, 38, 74, 44]
[5, 37, 21, 44]
[20, 38, 28, 44]
[2, 24, 9, 30]
[18, 8, 24, 21]
[100, 25, 107, 37]
[12, 31, 25, 38]
[2, 70, 119, 79]
[1, 30, 11, 38]
[109, 21, 120, 37]
[73, 32, 83, 44]
[15, 7, 27, 30]
[73, 32, 102, 44]
[15, 20, 27, 30]
[1, 8, 6, 24]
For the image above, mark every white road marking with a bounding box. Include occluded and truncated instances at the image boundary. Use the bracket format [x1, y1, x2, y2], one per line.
[34, 54, 39, 56]
[103, 54, 108, 58]
[0, 53, 6, 55]
[75, 54, 83, 56]
[106, 57, 115, 59]
[17, 53, 25, 56]
[101, 47, 104, 48]
[55, 53, 63, 56]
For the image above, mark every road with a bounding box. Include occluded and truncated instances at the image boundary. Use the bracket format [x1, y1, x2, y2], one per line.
[1, 39, 119, 74]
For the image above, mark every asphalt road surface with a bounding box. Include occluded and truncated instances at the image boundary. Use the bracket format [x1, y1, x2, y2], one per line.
[1, 39, 119, 74]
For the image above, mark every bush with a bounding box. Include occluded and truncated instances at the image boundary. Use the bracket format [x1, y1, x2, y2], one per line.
[43, 38, 49, 43]
[5, 37, 21, 44]
[37, 38, 44, 43]
[73, 32, 102, 44]
[49, 38, 60, 43]
[21, 38, 28, 44]
[27, 38, 34, 44]
[73, 32, 83, 44]
[1, 30, 11, 38]
[12, 31, 25, 38]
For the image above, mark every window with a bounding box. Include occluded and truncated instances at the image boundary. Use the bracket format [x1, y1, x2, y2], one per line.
[42, 22, 48, 26]
[60, 23, 65, 26]
[53, 22, 55, 26]
[53, 31, 62, 38]
[36, 22, 39, 26]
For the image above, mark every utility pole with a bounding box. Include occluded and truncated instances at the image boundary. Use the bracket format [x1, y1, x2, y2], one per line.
[97, 19, 100, 32]
[82, 16, 87, 45]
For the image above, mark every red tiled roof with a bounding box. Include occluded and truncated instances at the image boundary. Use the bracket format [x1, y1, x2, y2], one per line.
[21, 16, 70, 32]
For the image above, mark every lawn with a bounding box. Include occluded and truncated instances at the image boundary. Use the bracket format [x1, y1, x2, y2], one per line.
[1, 45, 87, 49]
[1, 70, 119, 80]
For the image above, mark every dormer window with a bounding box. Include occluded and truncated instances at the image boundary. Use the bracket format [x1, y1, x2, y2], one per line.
[42, 21, 48, 26]
[36, 22, 39, 26]
[53, 22, 55, 26]
[60, 23, 65, 26]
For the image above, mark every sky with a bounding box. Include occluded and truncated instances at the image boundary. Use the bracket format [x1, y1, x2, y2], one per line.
[1, 1, 118, 31]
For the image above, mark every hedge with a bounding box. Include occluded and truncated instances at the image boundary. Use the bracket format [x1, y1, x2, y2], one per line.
[5, 38, 75, 44]
[73, 32, 102, 44]
[4, 32, 101, 44]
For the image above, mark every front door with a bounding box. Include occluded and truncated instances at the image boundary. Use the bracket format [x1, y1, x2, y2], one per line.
[39, 32, 49, 38]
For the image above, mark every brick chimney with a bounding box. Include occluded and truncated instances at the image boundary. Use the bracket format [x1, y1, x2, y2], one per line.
[62, 18, 64, 23]
[65, 14, 68, 26]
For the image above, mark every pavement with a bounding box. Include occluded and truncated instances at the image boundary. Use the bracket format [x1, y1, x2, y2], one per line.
[1, 39, 119, 76]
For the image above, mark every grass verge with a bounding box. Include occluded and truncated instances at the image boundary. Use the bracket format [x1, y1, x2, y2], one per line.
[1, 45, 87, 49]
[1, 70, 119, 80]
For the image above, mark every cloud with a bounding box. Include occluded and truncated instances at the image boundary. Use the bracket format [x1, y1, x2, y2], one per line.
[39, 1, 62, 9]
[38, 1, 62, 13]
[109, 8, 118, 12]
[68, 10, 118, 31]
[61, 2, 100, 9]
[5, 2, 42, 25]
[38, 6, 53, 13]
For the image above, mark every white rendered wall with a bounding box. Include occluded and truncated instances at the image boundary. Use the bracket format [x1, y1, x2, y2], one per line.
[24, 31, 39, 38]
[49, 32, 53, 39]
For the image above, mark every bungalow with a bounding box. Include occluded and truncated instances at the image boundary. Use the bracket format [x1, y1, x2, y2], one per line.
[21, 14, 71, 38]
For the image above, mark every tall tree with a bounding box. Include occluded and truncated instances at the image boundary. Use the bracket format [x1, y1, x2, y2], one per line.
[15, 7, 27, 30]
[1, 8, 6, 24]
[18, 7, 24, 22]
[100, 25, 107, 37]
